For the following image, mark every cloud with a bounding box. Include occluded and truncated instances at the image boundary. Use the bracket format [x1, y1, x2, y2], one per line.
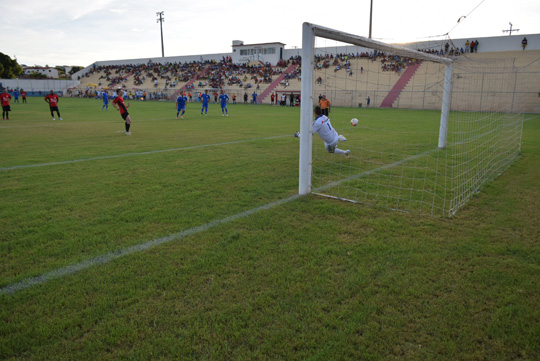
[110, 8, 128, 15]
[2, 0, 539, 67]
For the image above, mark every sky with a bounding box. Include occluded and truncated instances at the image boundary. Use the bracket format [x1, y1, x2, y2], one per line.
[1, 0, 539, 67]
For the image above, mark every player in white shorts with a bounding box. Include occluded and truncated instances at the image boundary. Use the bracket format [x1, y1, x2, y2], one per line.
[311, 106, 349, 155]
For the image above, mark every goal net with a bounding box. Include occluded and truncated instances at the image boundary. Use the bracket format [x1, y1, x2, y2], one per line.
[299, 23, 525, 217]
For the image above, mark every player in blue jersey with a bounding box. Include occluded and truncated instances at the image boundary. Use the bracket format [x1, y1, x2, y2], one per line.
[201, 89, 210, 115]
[176, 93, 188, 119]
[218, 90, 229, 116]
[102, 91, 109, 110]
[252, 91, 258, 105]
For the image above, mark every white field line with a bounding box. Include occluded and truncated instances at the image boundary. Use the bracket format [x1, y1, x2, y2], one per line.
[2, 118, 529, 295]
[0, 147, 436, 296]
[0, 134, 292, 172]
[0, 116, 180, 129]
[0, 193, 301, 295]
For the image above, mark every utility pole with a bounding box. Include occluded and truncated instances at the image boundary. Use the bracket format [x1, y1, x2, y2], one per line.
[369, 0, 373, 39]
[502, 22, 519, 36]
[156, 11, 165, 57]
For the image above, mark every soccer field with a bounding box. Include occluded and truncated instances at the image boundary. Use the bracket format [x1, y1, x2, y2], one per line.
[1, 98, 539, 360]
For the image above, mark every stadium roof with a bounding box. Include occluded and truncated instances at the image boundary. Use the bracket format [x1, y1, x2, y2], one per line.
[232, 42, 286, 47]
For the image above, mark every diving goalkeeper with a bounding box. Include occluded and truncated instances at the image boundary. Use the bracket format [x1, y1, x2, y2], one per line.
[311, 106, 349, 155]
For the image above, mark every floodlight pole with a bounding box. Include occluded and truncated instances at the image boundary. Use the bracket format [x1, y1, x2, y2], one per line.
[156, 11, 165, 57]
[369, 0, 373, 39]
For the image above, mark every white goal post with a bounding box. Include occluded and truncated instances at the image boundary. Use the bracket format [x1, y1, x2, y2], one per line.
[298, 22, 525, 217]
[299, 22, 454, 196]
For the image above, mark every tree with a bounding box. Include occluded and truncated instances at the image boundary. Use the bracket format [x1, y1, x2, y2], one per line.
[0, 52, 23, 79]
[29, 73, 47, 79]
[54, 66, 66, 76]
[69, 66, 84, 75]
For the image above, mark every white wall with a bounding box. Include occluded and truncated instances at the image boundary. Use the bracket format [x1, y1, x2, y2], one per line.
[405, 33, 539, 53]
[0, 79, 79, 94]
[23, 68, 60, 78]
[230, 43, 285, 65]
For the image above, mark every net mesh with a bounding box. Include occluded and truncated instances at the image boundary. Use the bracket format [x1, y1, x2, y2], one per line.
[309, 34, 524, 217]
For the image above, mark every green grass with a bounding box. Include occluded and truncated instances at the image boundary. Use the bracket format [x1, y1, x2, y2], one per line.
[1, 98, 539, 360]
[311, 108, 525, 216]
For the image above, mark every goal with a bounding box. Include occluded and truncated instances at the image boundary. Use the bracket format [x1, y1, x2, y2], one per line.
[299, 23, 524, 217]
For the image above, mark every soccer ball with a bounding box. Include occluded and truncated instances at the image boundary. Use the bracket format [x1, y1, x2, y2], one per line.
[351, 118, 359, 126]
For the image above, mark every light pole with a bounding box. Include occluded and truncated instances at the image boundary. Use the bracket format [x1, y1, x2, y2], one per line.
[156, 11, 165, 57]
[369, 0, 373, 39]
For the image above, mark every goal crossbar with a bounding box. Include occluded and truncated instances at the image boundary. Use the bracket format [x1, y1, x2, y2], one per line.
[309, 23, 453, 66]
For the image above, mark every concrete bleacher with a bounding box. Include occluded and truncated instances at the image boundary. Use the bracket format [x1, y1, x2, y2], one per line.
[76, 61, 297, 103]
[455, 50, 540, 113]
[311, 56, 407, 107]
[308, 50, 540, 112]
[76, 65, 193, 99]
[74, 49, 540, 112]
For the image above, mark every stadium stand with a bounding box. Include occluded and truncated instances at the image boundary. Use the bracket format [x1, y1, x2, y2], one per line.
[71, 48, 540, 112]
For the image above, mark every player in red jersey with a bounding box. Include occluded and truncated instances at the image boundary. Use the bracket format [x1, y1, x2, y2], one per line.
[44, 90, 62, 120]
[112, 89, 132, 135]
[1, 88, 12, 120]
[21, 89, 27, 103]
